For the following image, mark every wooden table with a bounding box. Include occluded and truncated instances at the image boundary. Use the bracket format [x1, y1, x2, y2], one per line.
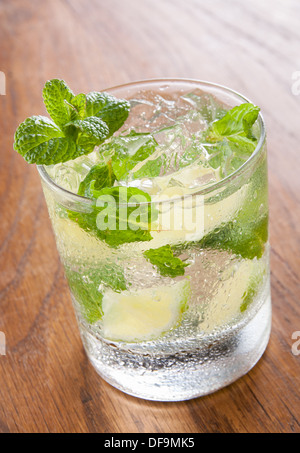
[0, 0, 299, 433]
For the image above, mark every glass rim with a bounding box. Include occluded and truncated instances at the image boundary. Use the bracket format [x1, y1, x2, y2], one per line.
[37, 77, 266, 206]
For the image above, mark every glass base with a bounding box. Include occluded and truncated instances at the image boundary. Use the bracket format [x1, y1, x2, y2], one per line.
[78, 292, 271, 402]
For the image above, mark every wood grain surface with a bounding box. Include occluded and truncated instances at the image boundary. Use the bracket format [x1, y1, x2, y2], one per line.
[0, 0, 300, 433]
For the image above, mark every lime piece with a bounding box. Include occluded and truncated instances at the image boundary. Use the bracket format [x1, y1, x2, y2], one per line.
[200, 258, 266, 332]
[49, 215, 111, 263]
[101, 279, 190, 342]
[121, 182, 248, 252]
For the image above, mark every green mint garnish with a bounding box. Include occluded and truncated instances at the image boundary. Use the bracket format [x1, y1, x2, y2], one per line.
[98, 130, 158, 180]
[70, 134, 160, 246]
[85, 91, 131, 137]
[132, 154, 163, 179]
[13, 79, 130, 165]
[94, 186, 153, 247]
[78, 162, 116, 198]
[204, 103, 260, 178]
[66, 268, 104, 324]
[206, 103, 260, 141]
[198, 214, 268, 260]
[65, 263, 127, 324]
[197, 155, 268, 260]
[144, 245, 188, 278]
[14, 116, 72, 164]
[42, 79, 75, 127]
[69, 186, 154, 248]
[171, 155, 268, 261]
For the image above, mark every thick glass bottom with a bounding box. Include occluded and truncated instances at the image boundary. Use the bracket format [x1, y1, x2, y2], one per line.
[77, 290, 271, 402]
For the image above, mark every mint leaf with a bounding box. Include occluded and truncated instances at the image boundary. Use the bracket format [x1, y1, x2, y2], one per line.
[198, 214, 268, 260]
[86, 91, 130, 136]
[78, 163, 116, 198]
[69, 116, 110, 153]
[133, 155, 163, 179]
[99, 131, 158, 180]
[13, 115, 108, 165]
[13, 115, 79, 165]
[65, 263, 127, 323]
[205, 137, 256, 178]
[95, 186, 153, 246]
[206, 103, 260, 141]
[43, 79, 75, 128]
[66, 268, 104, 323]
[69, 93, 87, 120]
[198, 155, 268, 260]
[174, 155, 268, 261]
[242, 108, 261, 140]
[144, 245, 188, 278]
[72, 116, 109, 141]
[203, 103, 260, 177]
[69, 186, 154, 247]
[14, 116, 63, 152]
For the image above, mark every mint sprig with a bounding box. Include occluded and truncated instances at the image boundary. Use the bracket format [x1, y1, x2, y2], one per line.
[206, 103, 260, 142]
[13, 79, 130, 165]
[204, 103, 260, 178]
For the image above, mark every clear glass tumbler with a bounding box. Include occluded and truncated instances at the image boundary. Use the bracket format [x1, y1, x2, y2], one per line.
[38, 79, 271, 401]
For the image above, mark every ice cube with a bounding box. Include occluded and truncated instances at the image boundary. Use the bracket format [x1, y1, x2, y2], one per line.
[127, 90, 194, 132]
[46, 151, 105, 192]
[47, 163, 81, 192]
[181, 90, 228, 123]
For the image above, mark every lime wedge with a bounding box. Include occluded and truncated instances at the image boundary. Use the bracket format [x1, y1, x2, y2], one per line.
[127, 183, 248, 251]
[200, 258, 266, 332]
[101, 279, 190, 342]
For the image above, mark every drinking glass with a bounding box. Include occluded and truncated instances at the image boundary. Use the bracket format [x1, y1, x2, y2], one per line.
[38, 79, 271, 401]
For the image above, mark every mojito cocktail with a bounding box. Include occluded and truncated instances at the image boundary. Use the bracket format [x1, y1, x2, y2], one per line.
[15, 79, 271, 401]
